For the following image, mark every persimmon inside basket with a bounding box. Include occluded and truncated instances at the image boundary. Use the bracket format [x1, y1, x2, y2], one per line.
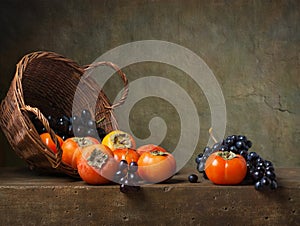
[0, 51, 128, 177]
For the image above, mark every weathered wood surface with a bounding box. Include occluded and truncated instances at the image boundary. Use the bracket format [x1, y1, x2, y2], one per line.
[0, 167, 299, 226]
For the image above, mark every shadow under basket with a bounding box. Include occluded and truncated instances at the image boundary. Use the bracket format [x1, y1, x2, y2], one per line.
[0, 51, 128, 177]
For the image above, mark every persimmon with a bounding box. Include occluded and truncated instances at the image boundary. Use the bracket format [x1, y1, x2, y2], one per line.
[136, 144, 167, 156]
[205, 151, 247, 185]
[137, 150, 176, 183]
[40, 133, 63, 154]
[77, 144, 117, 185]
[102, 130, 136, 151]
[61, 137, 99, 169]
[113, 148, 140, 164]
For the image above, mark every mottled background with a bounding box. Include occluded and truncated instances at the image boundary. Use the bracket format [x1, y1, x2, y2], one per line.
[0, 0, 299, 168]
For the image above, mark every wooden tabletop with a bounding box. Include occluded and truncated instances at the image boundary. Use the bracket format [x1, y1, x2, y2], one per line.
[0, 167, 299, 186]
[0, 167, 299, 225]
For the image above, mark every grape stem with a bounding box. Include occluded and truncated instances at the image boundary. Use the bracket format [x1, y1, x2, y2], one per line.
[209, 128, 218, 143]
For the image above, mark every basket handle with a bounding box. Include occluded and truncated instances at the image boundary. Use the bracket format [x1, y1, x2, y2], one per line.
[21, 105, 62, 168]
[83, 61, 129, 109]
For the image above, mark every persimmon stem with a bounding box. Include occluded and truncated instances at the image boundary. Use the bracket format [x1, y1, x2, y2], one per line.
[217, 151, 237, 160]
[209, 127, 218, 143]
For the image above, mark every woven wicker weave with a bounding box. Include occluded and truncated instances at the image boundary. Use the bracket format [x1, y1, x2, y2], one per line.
[0, 51, 128, 177]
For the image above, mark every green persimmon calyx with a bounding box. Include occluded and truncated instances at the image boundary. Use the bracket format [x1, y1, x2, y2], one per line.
[150, 150, 168, 156]
[216, 151, 237, 160]
[74, 137, 96, 147]
[87, 148, 108, 169]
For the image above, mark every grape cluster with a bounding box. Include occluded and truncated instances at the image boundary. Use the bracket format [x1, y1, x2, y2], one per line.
[196, 134, 278, 190]
[247, 152, 278, 190]
[114, 160, 141, 193]
[71, 109, 106, 140]
[29, 109, 107, 141]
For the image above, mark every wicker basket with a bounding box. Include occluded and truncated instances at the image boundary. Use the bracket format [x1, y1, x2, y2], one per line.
[0, 51, 128, 177]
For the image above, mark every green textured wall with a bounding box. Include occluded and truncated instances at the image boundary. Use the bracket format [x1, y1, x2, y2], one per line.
[0, 0, 299, 168]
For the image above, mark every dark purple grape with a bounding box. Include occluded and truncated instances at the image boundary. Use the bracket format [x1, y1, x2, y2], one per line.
[235, 141, 245, 149]
[255, 181, 263, 190]
[239, 150, 248, 159]
[219, 145, 229, 152]
[247, 167, 255, 179]
[246, 140, 252, 148]
[197, 162, 205, 173]
[124, 178, 130, 186]
[264, 160, 273, 167]
[87, 128, 97, 138]
[204, 145, 218, 157]
[256, 157, 265, 166]
[229, 145, 238, 153]
[247, 152, 259, 162]
[212, 142, 221, 151]
[127, 173, 140, 186]
[74, 125, 86, 137]
[256, 166, 265, 172]
[266, 165, 275, 172]
[120, 184, 129, 193]
[238, 135, 247, 142]
[127, 172, 136, 181]
[118, 160, 128, 171]
[197, 153, 204, 158]
[195, 154, 203, 164]
[203, 146, 211, 153]
[81, 109, 92, 123]
[188, 174, 198, 183]
[119, 177, 126, 184]
[265, 170, 276, 180]
[252, 170, 263, 181]
[128, 162, 138, 173]
[221, 139, 226, 145]
[114, 170, 125, 182]
[225, 138, 235, 146]
[246, 161, 252, 169]
[71, 115, 82, 126]
[86, 119, 95, 128]
[230, 135, 238, 140]
[258, 160, 266, 167]
[270, 180, 278, 190]
[261, 176, 271, 186]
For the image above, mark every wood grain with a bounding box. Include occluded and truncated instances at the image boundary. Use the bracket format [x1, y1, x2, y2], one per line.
[0, 167, 299, 225]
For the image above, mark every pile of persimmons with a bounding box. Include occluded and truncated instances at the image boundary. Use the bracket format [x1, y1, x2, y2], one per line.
[40, 130, 176, 185]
